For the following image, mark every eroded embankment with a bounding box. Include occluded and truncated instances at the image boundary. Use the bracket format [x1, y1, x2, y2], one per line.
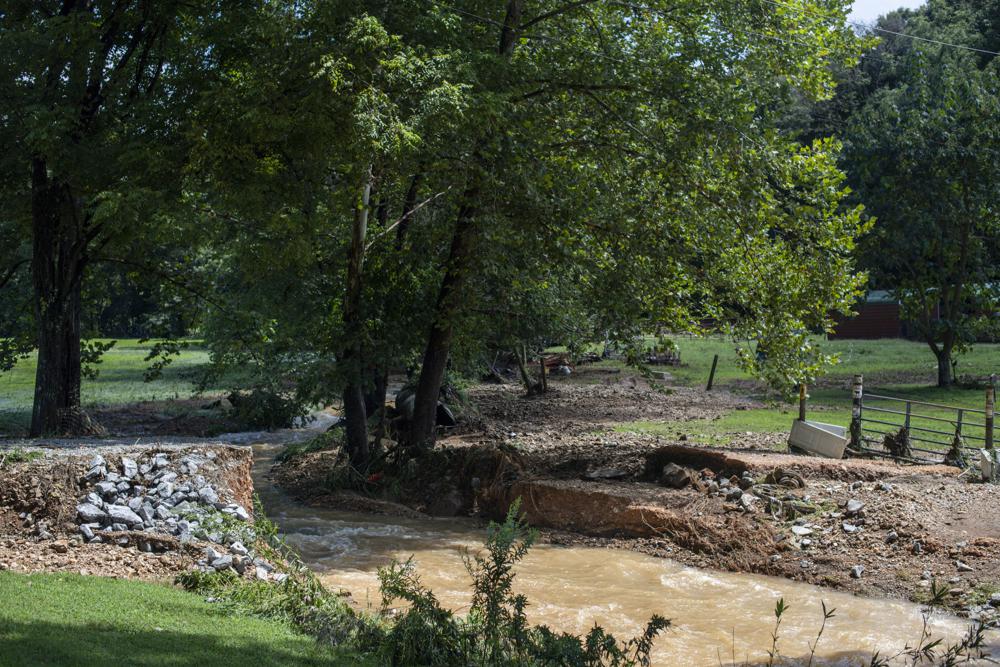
[274, 437, 1000, 624]
[0, 442, 276, 581]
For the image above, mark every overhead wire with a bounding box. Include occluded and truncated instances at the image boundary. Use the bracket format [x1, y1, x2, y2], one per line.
[427, 0, 1000, 79]
[758, 0, 1000, 56]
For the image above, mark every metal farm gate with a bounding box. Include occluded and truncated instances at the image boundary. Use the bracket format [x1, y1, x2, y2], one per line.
[848, 375, 996, 464]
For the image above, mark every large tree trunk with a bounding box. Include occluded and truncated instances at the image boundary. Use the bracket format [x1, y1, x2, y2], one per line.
[933, 343, 954, 388]
[409, 195, 478, 449]
[408, 0, 523, 450]
[364, 368, 389, 448]
[342, 383, 369, 469]
[341, 169, 373, 470]
[30, 158, 87, 437]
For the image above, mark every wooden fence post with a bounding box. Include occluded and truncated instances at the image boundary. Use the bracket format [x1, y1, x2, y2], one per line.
[706, 354, 719, 391]
[987, 378, 995, 451]
[849, 374, 863, 450]
[798, 384, 807, 422]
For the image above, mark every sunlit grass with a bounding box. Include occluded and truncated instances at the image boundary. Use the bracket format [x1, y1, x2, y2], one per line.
[0, 339, 222, 436]
[0, 571, 360, 666]
[610, 336, 1000, 447]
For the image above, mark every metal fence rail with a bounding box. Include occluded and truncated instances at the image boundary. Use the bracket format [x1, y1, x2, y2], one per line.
[848, 375, 996, 464]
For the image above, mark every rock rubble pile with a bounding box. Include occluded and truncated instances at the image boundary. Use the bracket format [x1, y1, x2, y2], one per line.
[74, 450, 278, 580]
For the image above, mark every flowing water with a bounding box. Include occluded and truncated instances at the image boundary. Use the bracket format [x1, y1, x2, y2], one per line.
[251, 442, 994, 666]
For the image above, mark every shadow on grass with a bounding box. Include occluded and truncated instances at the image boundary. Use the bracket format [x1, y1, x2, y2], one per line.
[0, 572, 365, 666]
[0, 408, 30, 437]
[0, 619, 347, 667]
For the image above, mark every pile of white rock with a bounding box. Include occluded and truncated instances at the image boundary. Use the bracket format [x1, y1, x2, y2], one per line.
[74, 450, 276, 578]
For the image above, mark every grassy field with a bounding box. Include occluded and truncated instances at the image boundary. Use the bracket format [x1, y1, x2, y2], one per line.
[612, 336, 1000, 449]
[0, 339, 221, 435]
[1, 335, 996, 448]
[0, 571, 361, 666]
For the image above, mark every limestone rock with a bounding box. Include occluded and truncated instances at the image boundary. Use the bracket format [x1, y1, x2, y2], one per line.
[77, 503, 107, 524]
[106, 504, 143, 527]
[121, 457, 138, 479]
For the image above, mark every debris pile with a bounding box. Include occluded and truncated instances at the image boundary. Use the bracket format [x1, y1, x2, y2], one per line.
[74, 450, 279, 580]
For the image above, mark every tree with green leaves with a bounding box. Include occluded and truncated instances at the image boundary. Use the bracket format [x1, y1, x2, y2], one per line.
[801, 1, 1000, 386]
[187, 0, 870, 466]
[187, 2, 475, 467]
[399, 0, 870, 446]
[844, 52, 1000, 385]
[0, 2, 861, 468]
[785, 0, 1000, 386]
[0, 1, 217, 434]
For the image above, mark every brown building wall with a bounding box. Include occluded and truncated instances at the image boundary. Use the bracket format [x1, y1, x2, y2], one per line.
[830, 303, 903, 339]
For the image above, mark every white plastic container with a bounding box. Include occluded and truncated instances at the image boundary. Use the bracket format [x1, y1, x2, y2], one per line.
[788, 420, 849, 459]
[980, 449, 996, 482]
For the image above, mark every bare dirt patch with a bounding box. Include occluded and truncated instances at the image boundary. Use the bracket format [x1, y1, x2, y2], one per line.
[93, 399, 242, 437]
[456, 369, 760, 439]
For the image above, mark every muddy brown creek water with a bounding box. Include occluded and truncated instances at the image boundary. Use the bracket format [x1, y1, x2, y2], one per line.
[251, 442, 995, 666]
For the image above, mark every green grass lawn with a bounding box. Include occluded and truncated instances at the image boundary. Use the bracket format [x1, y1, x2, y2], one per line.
[0, 339, 221, 435]
[611, 336, 1000, 450]
[0, 571, 361, 666]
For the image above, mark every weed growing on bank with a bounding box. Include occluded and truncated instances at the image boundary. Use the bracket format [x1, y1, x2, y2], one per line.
[178, 497, 375, 648]
[731, 597, 990, 667]
[374, 500, 668, 666]
[180, 498, 989, 666]
[0, 448, 42, 467]
[180, 499, 667, 666]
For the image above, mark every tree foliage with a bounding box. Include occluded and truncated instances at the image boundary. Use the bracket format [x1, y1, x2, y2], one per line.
[1, 1, 872, 447]
[794, 0, 1000, 386]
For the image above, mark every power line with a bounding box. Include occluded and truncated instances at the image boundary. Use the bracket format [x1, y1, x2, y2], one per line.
[759, 0, 1000, 56]
[861, 24, 999, 57]
[434, 0, 998, 58]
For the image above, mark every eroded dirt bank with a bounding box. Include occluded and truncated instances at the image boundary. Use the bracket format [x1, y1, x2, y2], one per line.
[273, 374, 1000, 624]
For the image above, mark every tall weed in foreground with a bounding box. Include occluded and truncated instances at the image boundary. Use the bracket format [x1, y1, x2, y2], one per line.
[724, 599, 990, 667]
[375, 499, 669, 666]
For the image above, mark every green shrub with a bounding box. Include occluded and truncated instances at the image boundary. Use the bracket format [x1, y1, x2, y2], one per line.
[277, 430, 344, 463]
[373, 500, 668, 666]
[228, 386, 305, 430]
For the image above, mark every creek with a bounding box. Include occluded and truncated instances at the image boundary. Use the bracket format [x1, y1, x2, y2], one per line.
[250, 441, 992, 666]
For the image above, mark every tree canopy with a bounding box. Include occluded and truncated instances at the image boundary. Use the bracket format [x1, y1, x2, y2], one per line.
[1, 1, 872, 457]
[791, 0, 1000, 386]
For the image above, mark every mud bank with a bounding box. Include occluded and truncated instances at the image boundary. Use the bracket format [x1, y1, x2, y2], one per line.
[273, 379, 1000, 623]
